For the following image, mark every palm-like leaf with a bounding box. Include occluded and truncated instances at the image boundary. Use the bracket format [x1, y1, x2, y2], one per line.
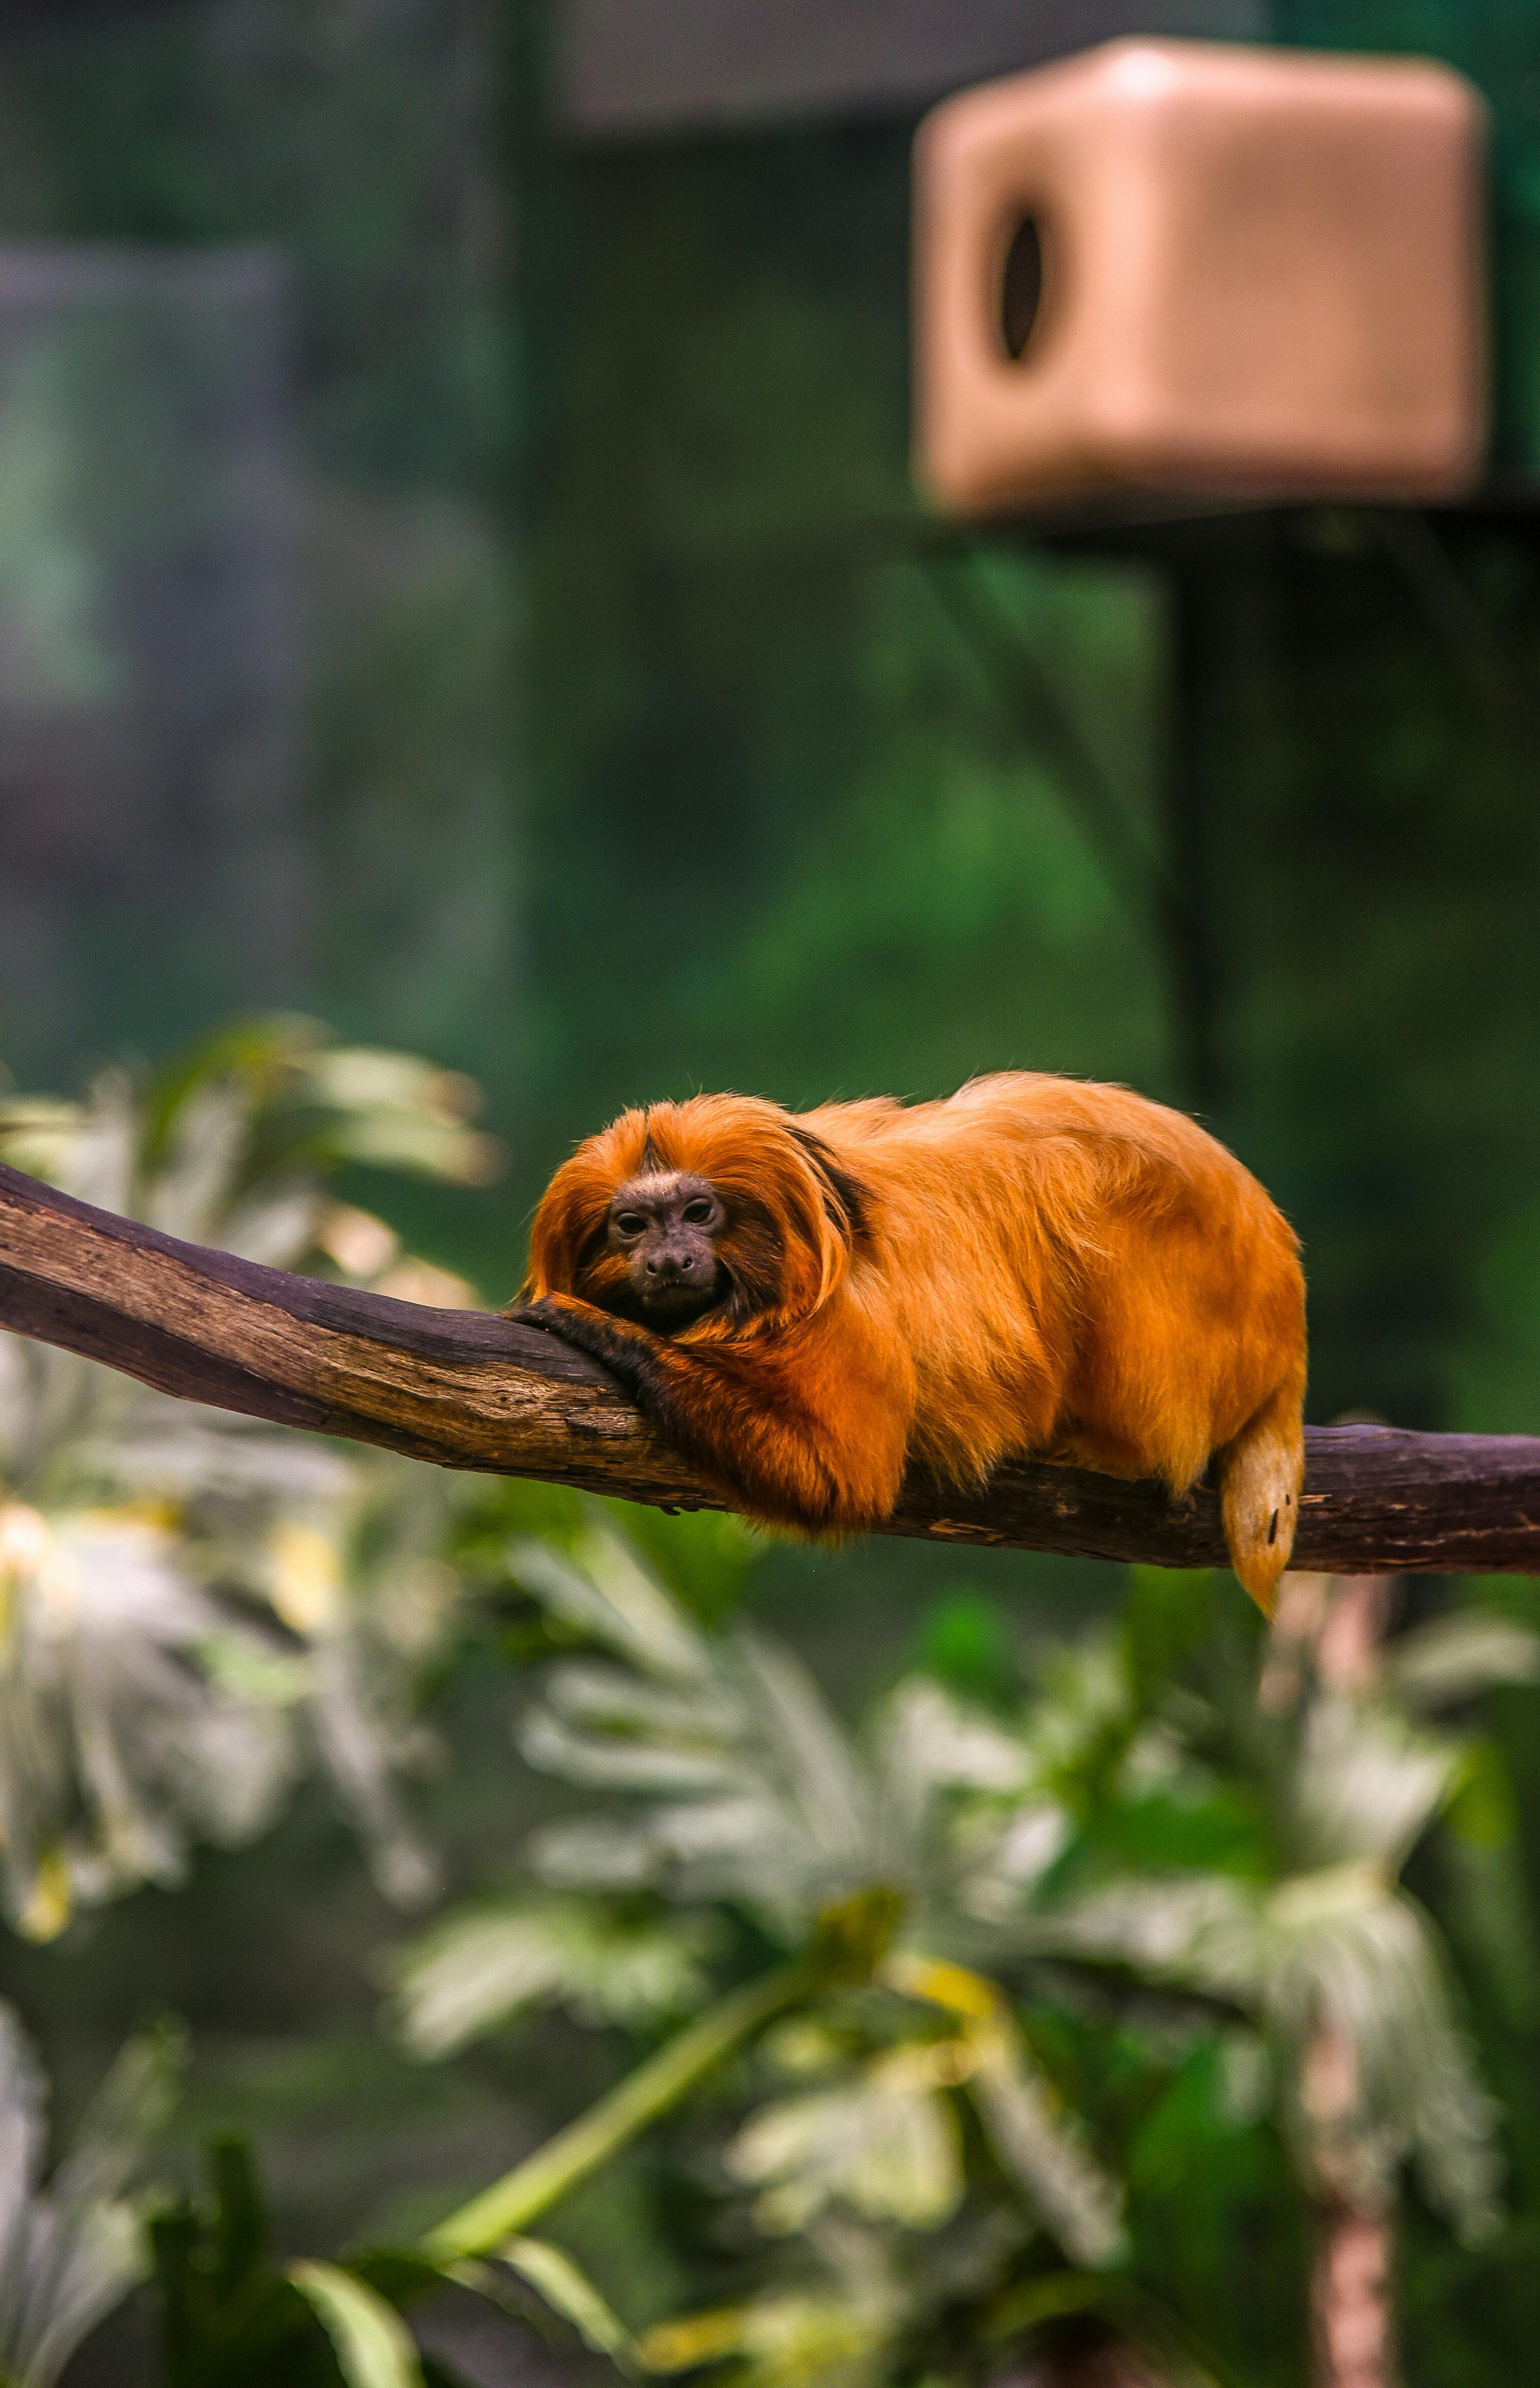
[515, 1532, 880, 1929]
[964, 2025, 1126, 2268]
[1287, 1695, 1458, 1873]
[1380, 1609, 1540, 1712]
[514, 1527, 1060, 1937]
[405, 1537, 1523, 2384]
[1022, 1613, 1508, 2245]
[394, 1893, 714, 2057]
[0, 1019, 494, 1923]
[413, 1527, 1130, 2283]
[640, 2222, 904, 2388]
[728, 2049, 965, 2235]
[0, 1505, 297, 1929]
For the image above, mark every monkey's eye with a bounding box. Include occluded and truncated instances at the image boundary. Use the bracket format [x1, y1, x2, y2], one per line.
[681, 1198, 715, 1227]
[613, 1212, 647, 1238]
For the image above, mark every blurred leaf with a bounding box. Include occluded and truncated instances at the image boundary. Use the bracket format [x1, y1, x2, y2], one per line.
[144, 1016, 503, 1197]
[728, 2051, 964, 2235]
[641, 2291, 893, 2388]
[516, 1545, 890, 1927]
[1289, 1696, 1459, 1872]
[638, 2304, 749, 2372]
[499, 2235, 636, 2361]
[887, 1956, 1124, 2267]
[1445, 1737, 1522, 1847]
[871, 1678, 1027, 1821]
[1038, 1857, 1504, 2243]
[204, 2135, 268, 2304]
[511, 1527, 716, 1687]
[50, 2017, 183, 2214]
[1090, 1790, 1266, 1879]
[737, 1631, 871, 1870]
[0, 1504, 300, 1929]
[613, 1501, 763, 1628]
[1438, 1819, 1540, 2029]
[141, 1014, 322, 1169]
[1383, 1612, 1540, 1711]
[394, 1895, 714, 2057]
[290, 2260, 424, 2388]
[152, 2136, 311, 2388]
[966, 2025, 1126, 2268]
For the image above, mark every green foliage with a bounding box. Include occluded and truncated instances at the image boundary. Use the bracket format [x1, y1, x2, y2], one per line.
[0, 1016, 497, 1930]
[289, 2263, 425, 2388]
[390, 1521, 1540, 2388]
[1121, 1571, 1220, 1715]
[392, 1533, 1160, 2365]
[454, 1479, 764, 1639]
[138, 1014, 503, 1196]
[1031, 1591, 1540, 2249]
[394, 1895, 716, 2061]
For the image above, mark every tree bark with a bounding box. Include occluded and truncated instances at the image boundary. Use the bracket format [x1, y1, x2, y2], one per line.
[1, 1159, 1538, 1575]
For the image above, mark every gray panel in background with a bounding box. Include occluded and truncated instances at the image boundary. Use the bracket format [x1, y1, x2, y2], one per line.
[559, 0, 1270, 140]
[0, 246, 302, 1083]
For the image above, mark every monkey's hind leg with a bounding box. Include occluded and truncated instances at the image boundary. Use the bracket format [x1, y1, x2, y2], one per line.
[1218, 1376, 1305, 1616]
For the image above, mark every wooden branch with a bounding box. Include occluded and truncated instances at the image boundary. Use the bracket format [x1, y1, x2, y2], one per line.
[0, 1160, 1536, 1576]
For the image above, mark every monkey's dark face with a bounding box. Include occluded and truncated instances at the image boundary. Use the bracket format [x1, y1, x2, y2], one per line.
[603, 1170, 727, 1328]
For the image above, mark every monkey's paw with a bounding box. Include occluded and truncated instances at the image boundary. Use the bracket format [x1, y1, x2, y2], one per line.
[502, 1295, 572, 1331]
[502, 1294, 659, 1390]
[502, 1294, 608, 1352]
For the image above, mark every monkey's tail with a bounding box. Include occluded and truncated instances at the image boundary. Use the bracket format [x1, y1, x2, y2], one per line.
[1218, 1374, 1305, 1616]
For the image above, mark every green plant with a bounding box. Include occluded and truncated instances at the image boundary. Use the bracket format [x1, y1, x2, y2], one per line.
[1030, 1572, 1533, 2246]
[0, 1015, 498, 1934]
[390, 1531, 1539, 2388]
[1028, 1568, 1540, 2386]
[392, 1516, 1236, 2388]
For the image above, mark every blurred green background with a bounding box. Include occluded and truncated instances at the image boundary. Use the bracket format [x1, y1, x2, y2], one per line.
[0, 4, 1535, 2384]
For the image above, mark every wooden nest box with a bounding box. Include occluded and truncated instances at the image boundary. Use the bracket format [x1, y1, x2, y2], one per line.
[913, 38, 1489, 516]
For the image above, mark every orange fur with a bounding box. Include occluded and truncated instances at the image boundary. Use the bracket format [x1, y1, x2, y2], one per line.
[515, 1075, 1307, 1610]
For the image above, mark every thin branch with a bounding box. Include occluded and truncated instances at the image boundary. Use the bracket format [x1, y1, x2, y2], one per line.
[0, 1161, 1537, 1576]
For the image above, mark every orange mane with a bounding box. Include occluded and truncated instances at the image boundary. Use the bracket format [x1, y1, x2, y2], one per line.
[523, 1094, 857, 1337]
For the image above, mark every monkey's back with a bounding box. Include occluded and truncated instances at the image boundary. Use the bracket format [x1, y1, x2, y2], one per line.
[801, 1073, 1304, 1496]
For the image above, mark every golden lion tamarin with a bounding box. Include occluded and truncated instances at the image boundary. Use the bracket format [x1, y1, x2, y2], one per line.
[509, 1074, 1306, 1611]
